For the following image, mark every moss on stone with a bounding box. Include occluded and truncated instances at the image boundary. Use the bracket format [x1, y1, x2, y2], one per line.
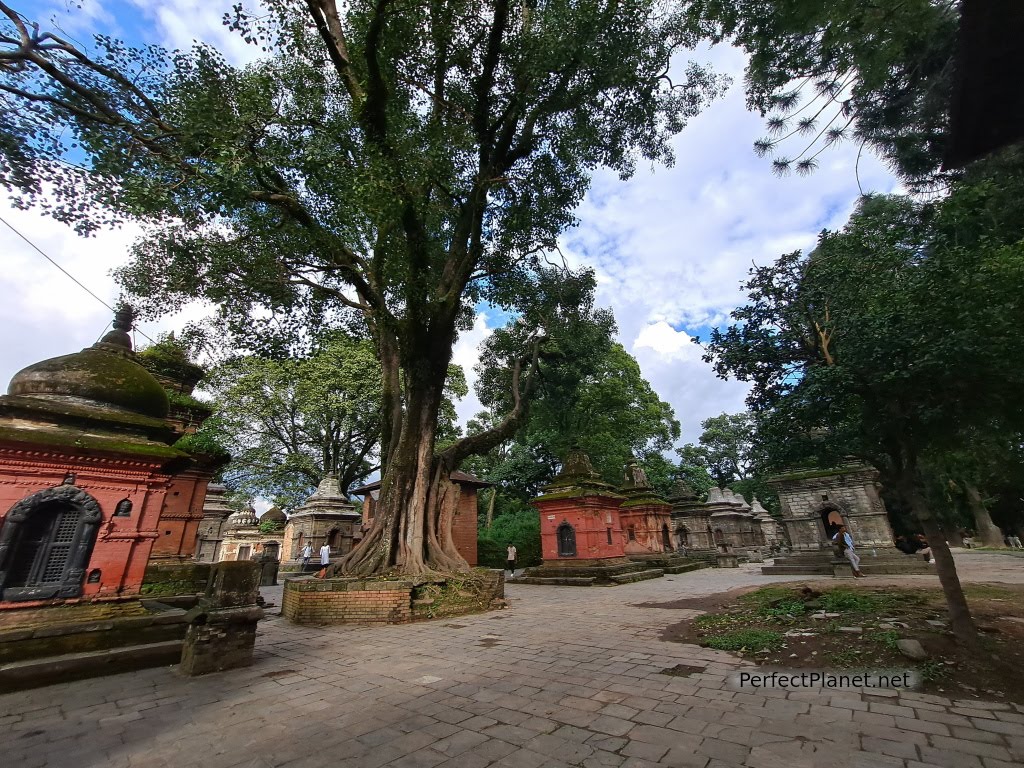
[8, 346, 169, 418]
[0, 424, 187, 460]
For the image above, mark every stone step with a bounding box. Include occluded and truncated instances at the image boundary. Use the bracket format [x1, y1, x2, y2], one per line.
[525, 564, 647, 579]
[761, 565, 834, 575]
[662, 561, 712, 575]
[0, 639, 183, 691]
[609, 568, 665, 584]
[515, 576, 596, 587]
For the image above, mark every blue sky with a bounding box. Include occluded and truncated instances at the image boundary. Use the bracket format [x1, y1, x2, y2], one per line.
[0, 1, 900, 446]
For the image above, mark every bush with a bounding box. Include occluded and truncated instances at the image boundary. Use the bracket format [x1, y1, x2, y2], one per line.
[478, 506, 542, 568]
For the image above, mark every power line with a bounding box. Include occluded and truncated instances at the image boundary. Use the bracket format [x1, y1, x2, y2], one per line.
[0, 213, 155, 344]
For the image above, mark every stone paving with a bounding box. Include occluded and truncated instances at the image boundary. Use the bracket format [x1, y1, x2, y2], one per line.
[1, 553, 1023, 768]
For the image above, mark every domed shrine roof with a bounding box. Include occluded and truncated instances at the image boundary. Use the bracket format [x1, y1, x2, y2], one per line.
[259, 506, 287, 524]
[226, 507, 259, 528]
[8, 306, 169, 419]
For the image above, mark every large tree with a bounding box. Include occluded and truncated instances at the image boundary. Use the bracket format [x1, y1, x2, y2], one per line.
[705, 182, 1024, 646]
[0, 1, 723, 575]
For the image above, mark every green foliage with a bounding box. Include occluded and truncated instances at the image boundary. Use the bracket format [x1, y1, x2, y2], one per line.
[870, 631, 902, 653]
[675, 412, 779, 512]
[165, 390, 212, 412]
[201, 332, 382, 509]
[172, 431, 230, 463]
[0, 0, 725, 574]
[703, 628, 784, 652]
[705, 167, 1024, 530]
[918, 660, 947, 683]
[472, 338, 680, 499]
[686, 0, 959, 190]
[477, 506, 541, 569]
[759, 599, 806, 618]
[258, 520, 284, 534]
[820, 590, 882, 614]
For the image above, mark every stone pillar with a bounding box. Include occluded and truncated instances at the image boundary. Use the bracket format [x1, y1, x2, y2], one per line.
[179, 560, 264, 676]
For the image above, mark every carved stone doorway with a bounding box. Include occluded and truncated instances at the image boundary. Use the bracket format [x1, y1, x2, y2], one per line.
[0, 485, 102, 601]
[557, 522, 577, 557]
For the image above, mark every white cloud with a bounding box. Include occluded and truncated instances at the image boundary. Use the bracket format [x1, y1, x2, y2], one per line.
[450, 313, 493, 427]
[130, 0, 264, 65]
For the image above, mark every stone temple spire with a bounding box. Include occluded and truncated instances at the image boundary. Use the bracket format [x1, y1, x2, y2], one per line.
[99, 304, 136, 351]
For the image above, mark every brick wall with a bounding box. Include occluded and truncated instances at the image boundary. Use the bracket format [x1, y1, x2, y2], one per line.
[452, 491, 479, 566]
[281, 578, 414, 625]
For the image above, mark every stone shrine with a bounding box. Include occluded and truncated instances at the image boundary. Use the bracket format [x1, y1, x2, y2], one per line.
[761, 463, 931, 576]
[0, 308, 214, 606]
[281, 475, 361, 572]
[194, 483, 233, 563]
[670, 481, 781, 557]
[618, 458, 674, 554]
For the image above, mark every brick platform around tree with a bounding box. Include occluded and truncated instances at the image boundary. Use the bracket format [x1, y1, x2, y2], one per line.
[281, 570, 507, 625]
[282, 578, 414, 625]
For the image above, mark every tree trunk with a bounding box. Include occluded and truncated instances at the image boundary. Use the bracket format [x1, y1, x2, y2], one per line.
[330, 350, 468, 577]
[485, 487, 496, 528]
[964, 482, 1005, 547]
[904, 484, 979, 648]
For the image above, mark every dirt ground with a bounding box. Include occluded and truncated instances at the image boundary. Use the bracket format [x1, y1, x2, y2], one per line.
[641, 580, 1024, 704]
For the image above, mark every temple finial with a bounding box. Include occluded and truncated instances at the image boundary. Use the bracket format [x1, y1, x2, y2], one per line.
[100, 304, 135, 350]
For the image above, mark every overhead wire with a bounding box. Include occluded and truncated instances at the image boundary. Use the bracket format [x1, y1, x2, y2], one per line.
[0, 213, 156, 345]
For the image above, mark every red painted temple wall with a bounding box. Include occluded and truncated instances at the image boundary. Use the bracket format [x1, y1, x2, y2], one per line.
[0, 445, 169, 608]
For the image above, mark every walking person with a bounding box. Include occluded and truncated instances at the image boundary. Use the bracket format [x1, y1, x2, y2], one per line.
[832, 524, 864, 577]
[301, 542, 313, 570]
[506, 544, 517, 578]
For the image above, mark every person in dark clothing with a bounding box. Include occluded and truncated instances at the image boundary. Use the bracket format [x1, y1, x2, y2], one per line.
[895, 535, 917, 555]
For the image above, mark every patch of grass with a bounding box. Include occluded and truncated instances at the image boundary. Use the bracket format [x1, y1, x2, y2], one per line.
[820, 589, 881, 613]
[694, 613, 741, 630]
[703, 629, 784, 653]
[868, 630, 902, 652]
[827, 647, 867, 666]
[918, 660, 947, 683]
[760, 599, 807, 618]
[963, 584, 1019, 600]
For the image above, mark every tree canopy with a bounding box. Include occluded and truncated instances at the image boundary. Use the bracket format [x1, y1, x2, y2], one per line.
[200, 332, 381, 510]
[469, 335, 680, 502]
[0, 0, 724, 575]
[686, 0, 959, 188]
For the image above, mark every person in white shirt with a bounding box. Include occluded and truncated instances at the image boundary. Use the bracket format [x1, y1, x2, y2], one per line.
[301, 542, 313, 569]
[506, 544, 517, 577]
[319, 542, 331, 567]
[832, 525, 864, 577]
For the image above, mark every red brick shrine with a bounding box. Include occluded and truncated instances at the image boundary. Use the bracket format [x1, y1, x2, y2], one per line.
[0, 308, 218, 607]
[522, 448, 683, 586]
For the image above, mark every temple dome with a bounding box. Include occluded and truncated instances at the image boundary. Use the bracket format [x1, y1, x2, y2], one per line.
[226, 507, 259, 528]
[259, 506, 287, 524]
[7, 306, 169, 419]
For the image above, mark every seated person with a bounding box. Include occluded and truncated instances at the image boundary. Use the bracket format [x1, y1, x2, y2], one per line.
[894, 535, 917, 554]
[913, 533, 934, 563]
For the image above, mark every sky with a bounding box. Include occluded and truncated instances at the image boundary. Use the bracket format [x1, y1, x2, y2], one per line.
[0, 0, 900, 450]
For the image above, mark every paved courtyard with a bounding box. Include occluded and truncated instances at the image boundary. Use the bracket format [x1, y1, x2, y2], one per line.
[1, 553, 1023, 768]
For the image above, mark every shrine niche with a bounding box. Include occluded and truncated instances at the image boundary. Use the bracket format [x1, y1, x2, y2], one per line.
[0, 485, 102, 601]
[761, 463, 932, 577]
